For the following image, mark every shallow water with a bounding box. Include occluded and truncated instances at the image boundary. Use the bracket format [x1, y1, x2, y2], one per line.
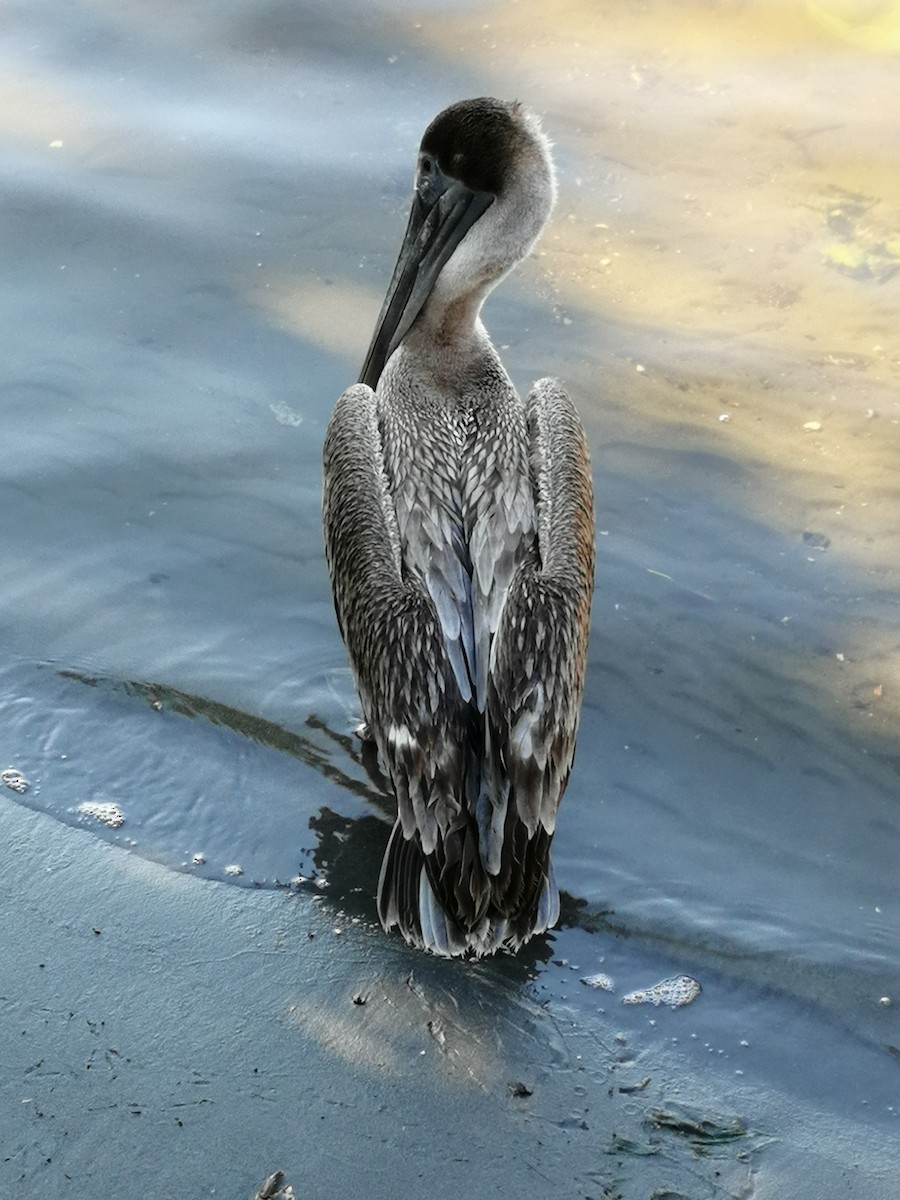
[3, 1, 900, 1195]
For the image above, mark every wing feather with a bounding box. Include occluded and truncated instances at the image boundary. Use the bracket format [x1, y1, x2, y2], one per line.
[323, 384, 471, 843]
[390, 469, 475, 703]
[482, 378, 595, 882]
[464, 421, 537, 710]
[324, 384, 487, 947]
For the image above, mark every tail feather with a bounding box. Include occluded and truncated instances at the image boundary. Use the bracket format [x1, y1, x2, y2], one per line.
[377, 819, 423, 947]
[376, 816, 559, 958]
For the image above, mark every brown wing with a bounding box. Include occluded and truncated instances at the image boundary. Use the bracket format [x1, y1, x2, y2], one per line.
[323, 384, 481, 952]
[323, 383, 471, 844]
[480, 378, 595, 910]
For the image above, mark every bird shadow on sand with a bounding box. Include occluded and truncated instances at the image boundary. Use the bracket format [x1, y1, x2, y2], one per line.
[53, 665, 603, 974]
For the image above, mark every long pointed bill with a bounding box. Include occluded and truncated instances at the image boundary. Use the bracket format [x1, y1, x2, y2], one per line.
[359, 175, 494, 390]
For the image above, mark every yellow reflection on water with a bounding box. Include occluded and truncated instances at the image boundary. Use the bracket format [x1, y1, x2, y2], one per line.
[405, 1, 900, 735]
[253, 274, 378, 363]
[807, 0, 900, 52]
[0, 74, 99, 150]
[404, 11, 897, 492]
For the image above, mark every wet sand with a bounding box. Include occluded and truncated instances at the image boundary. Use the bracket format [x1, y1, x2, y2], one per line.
[6, 792, 895, 1200]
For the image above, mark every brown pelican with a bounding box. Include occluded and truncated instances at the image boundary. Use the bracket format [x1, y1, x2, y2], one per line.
[322, 98, 594, 957]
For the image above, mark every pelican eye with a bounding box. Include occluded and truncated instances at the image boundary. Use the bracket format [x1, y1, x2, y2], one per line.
[417, 155, 440, 201]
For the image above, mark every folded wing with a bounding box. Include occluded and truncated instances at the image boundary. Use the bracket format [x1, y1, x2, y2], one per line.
[479, 379, 595, 928]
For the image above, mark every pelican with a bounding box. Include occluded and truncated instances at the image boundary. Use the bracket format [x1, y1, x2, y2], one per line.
[322, 97, 594, 957]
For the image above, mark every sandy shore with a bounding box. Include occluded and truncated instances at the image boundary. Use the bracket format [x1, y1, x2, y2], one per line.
[5, 792, 896, 1199]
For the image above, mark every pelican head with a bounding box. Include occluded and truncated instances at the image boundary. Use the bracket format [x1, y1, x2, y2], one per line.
[359, 97, 557, 390]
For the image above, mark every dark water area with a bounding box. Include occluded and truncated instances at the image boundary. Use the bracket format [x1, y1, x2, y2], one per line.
[3, 2, 900, 1196]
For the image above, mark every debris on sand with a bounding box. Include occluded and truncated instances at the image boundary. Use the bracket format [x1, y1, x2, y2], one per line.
[648, 1101, 747, 1147]
[581, 971, 615, 992]
[251, 1170, 296, 1200]
[2, 768, 29, 794]
[622, 975, 701, 1008]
